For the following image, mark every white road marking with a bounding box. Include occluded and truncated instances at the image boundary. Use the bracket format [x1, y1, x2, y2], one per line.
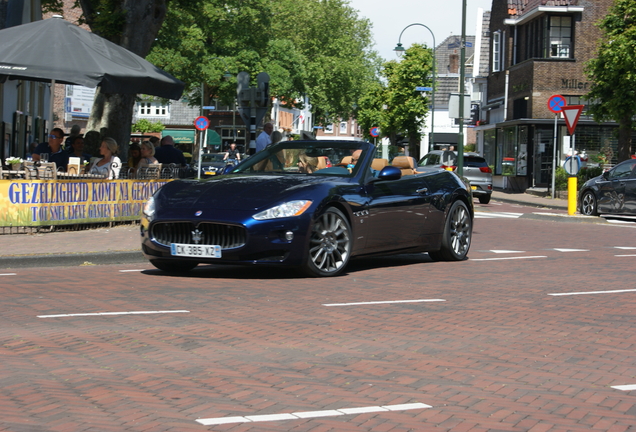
[474, 212, 523, 219]
[490, 250, 525, 254]
[614, 247, 636, 250]
[196, 403, 432, 426]
[612, 384, 636, 391]
[616, 254, 636, 257]
[323, 299, 445, 307]
[470, 256, 547, 261]
[549, 289, 636, 296]
[118, 269, 146, 272]
[0, 273, 17, 276]
[38, 310, 190, 318]
[553, 248, 589, 252]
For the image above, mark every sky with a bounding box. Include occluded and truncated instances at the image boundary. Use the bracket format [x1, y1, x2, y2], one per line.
[347, 0, 493, 62]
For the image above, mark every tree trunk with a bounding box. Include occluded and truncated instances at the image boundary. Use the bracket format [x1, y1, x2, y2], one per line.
[617, 115, 633, 163]
[81, 0, 168, 163]
[86, 91, 136, 160]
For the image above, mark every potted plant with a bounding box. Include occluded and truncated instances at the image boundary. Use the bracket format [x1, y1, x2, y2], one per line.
[5, 157, 23, 171]
[82, 160, 90, 173]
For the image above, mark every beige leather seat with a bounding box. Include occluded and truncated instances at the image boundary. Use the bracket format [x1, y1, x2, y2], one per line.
[371, 158, 388, 171]
[391, 156, 417, 176]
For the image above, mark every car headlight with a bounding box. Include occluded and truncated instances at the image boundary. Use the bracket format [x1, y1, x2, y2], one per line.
[143, 196, 156, 220]
[253, 200, 312, 220]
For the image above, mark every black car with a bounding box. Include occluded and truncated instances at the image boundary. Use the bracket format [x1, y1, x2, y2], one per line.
[200, 153, 231, 178]
[579, 159, 636, 216]
[141, 140, 474, 277]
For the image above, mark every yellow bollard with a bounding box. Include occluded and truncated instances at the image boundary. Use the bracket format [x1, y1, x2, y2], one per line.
[568, 176, 577, 215]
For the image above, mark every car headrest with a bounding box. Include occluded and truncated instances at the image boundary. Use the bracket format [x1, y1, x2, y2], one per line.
[391, 156, 415, 169]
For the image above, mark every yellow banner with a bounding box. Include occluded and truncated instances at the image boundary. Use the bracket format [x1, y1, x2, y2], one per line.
[0, 179, 170, 226]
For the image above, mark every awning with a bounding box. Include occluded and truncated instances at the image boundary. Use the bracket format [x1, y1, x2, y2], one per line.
[163, 129, 195, 144]
[207, 130, 221, 147]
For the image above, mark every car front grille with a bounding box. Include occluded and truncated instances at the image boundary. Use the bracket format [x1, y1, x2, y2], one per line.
[151, 222, 246, 249]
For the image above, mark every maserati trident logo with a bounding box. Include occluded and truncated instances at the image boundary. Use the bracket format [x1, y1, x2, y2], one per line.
[195, 210, 203, 217]
[191, 229, 203, 244]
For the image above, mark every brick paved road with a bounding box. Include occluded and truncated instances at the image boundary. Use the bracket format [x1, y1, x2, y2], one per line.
[0, 217, 635, 431]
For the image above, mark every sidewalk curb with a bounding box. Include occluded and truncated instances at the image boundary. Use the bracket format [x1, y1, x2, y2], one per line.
[0, 250, 146, 269]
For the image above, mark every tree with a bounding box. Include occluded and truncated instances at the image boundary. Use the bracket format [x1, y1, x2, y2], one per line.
[585, 0, 636, 162]
[381, 44, 433, 160]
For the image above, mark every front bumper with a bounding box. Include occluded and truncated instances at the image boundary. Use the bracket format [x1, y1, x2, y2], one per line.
[141, 211, 312, 267]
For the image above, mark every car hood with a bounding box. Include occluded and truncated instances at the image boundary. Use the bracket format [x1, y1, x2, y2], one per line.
[158, 174, 335, 212]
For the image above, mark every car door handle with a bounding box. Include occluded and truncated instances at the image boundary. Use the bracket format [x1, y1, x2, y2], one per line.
[416, 187, 428, 194]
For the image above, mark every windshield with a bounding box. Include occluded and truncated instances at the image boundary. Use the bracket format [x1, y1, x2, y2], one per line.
[202, 153, 226, 163]
[230, 140, 369, 177]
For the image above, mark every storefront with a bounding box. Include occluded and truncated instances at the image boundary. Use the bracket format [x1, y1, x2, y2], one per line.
[481, 119, 621, 191]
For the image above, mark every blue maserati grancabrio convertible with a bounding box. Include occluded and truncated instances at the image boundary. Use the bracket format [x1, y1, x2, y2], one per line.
[141, 140, 474, 277]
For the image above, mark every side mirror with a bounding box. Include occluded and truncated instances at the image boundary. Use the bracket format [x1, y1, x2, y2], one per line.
[602, 170, 609, 180]
[373, 166, 401, 181]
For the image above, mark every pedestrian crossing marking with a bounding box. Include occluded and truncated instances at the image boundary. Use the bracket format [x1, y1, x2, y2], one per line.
[196, 403, 432, 426]
[474, 212, 523, 219]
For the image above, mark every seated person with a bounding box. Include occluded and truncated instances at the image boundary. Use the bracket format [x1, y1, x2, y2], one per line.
[67, 135, 92, 164]
[297, 153, 319, 173]
[33, 127, 69, 171]
[127, 143, 142, 168]
[136, 140, 160, 173]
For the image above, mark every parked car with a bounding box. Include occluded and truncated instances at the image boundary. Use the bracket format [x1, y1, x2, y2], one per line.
[199, 153, 231, 177]
[141, 140, 474, 277]
[579, 159, 636, 216]
[417, 151, 493, 204]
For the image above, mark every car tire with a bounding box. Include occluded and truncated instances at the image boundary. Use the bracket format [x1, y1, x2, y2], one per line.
[428, 200, 472, 261]
[580, 191, 598, 216]
[478, 194, 491, 204]
[302, 207, 352, 277]
[150, 260, 198, 273]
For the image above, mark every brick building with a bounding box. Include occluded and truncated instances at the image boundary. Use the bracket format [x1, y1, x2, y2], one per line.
[477, 0, 626, 191]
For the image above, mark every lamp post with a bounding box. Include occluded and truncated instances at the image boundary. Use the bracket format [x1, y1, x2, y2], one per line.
[457, 0, 467, 177]
[394, 23, 436, 153]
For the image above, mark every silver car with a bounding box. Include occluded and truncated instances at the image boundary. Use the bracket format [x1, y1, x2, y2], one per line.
[417, 150, 493, 204]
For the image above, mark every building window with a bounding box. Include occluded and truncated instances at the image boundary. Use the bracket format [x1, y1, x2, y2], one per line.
[548, 16, 572, 58]
[138, 101, 169, 117]
[340, 122, 348, 134]
[325, 124, 334, 134]
[492, 31, 502, 72]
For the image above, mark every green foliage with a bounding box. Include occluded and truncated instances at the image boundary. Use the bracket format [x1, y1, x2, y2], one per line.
[131, 119, 165, 134]
[585, 0, 636, 161]
[145, 0, 379, 123]
[464, 144, 476, 152]
[554, 166, 569, 191]
[554, 166, 604, 191]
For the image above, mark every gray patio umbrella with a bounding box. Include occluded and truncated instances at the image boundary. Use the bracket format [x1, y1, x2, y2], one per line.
[0, 16, 184, 100]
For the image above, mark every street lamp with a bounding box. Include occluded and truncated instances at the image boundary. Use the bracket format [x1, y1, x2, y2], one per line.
[394, 23, 436, 153]
[457, 0, 467, 177]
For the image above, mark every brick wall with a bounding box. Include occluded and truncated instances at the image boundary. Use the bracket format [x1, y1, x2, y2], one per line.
[488, 0, 613, 120]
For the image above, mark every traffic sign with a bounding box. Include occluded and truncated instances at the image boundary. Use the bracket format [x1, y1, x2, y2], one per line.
[547, 94, 566, 114]
[369, 127, 380, 137]
[194, 116, 209, 131]
[415, 86, 433, 92]
[562, 105, 584, 135]
[202, 106, 216, 110]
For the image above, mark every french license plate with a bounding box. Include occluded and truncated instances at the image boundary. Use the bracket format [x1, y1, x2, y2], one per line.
[471, 185, 477, 190]
[170, 243, 221, 258]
